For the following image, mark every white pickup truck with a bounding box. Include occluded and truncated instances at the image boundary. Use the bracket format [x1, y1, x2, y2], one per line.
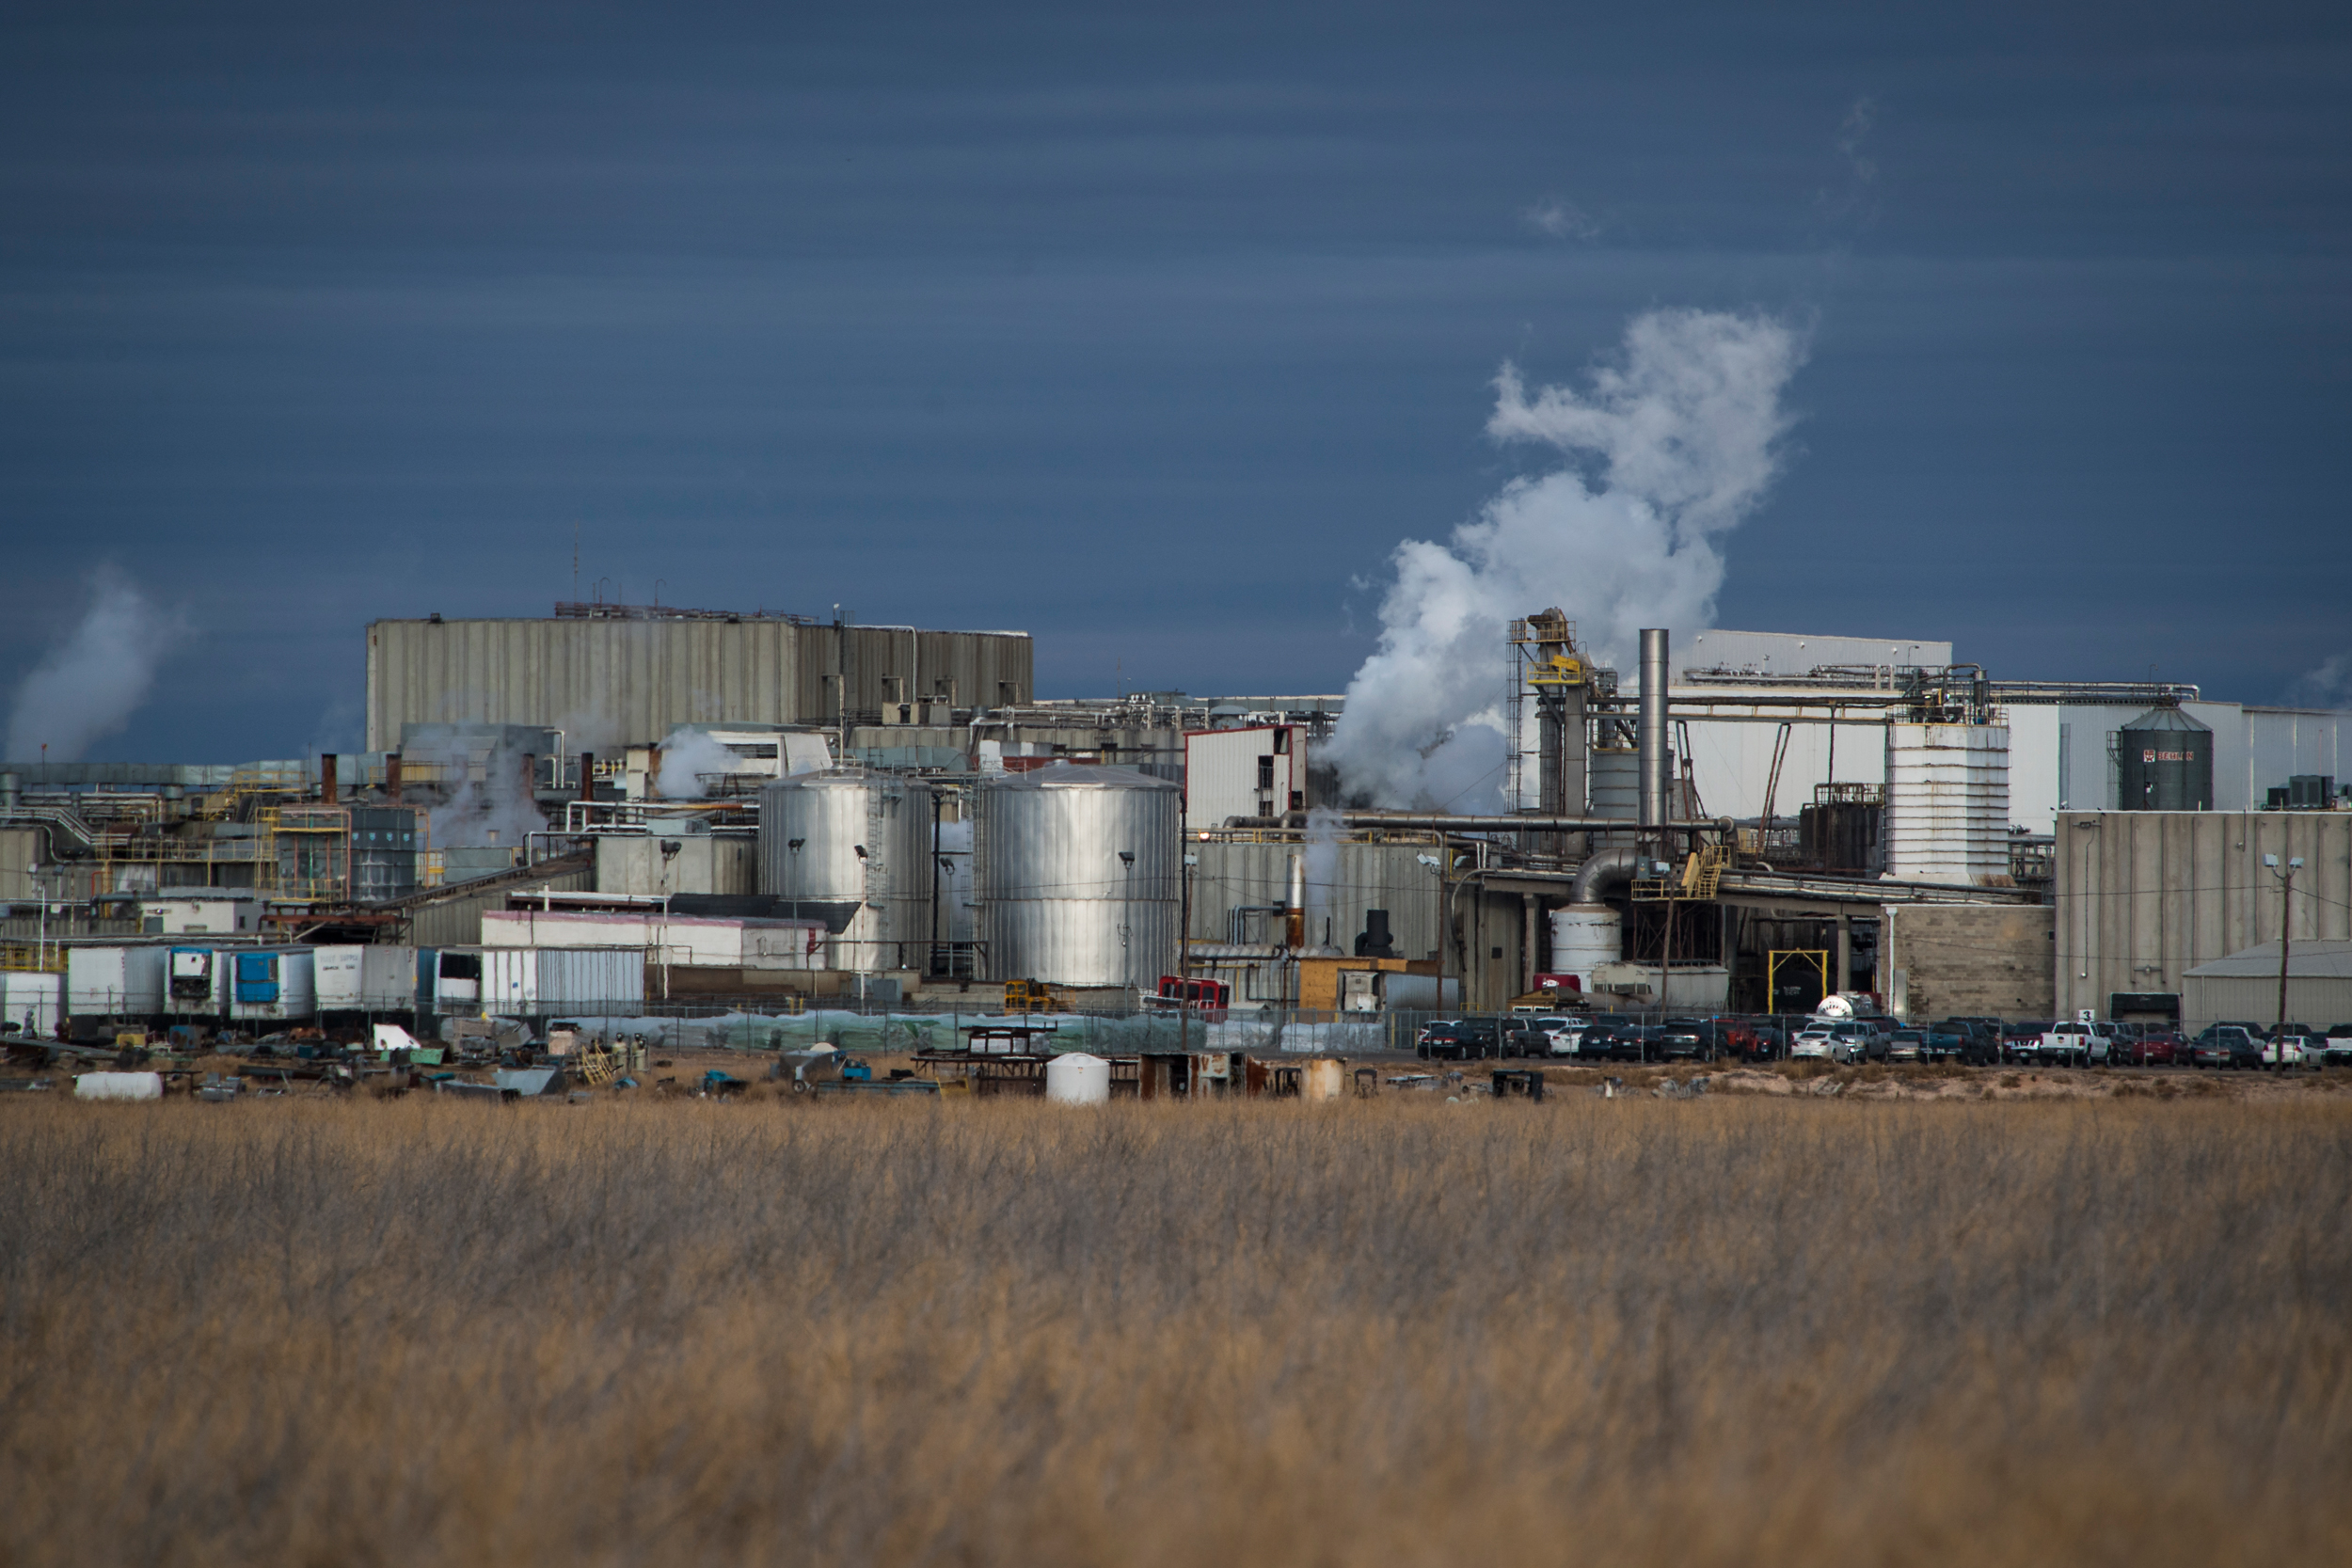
[2030, 1021, 2110, 1067]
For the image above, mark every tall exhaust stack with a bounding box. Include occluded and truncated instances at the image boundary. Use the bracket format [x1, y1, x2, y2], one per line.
[319, 753, 338, 805]
[1638, 629, 1669, 832]
[1285, 852, 1306, 949]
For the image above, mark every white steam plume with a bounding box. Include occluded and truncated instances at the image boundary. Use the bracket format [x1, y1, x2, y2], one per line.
[1303, 804, 1343, 952]
[1323, 309, 1807, 809]
[656, 728, 743, 800]
[402, 732, 548, 851]
[6, 569, 184, 762]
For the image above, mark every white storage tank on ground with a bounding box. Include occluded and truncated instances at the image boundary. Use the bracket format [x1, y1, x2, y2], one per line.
[75, 1071, 163, 1101]
[1045, 1052, 1111, 1105]
[67, 945, 167, 1018]
[975, 765, 1182, 991]
[2, 972, 63, 1036]
[1548, 905, 1622, 991]
[1884, 723, 2010, 883]
[758, 768, 935, 972]
[315, 945, 420, 1015]
[230, 949, 316, 1023]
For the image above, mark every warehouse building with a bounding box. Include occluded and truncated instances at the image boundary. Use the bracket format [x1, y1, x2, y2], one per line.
[366, 603, 1034, 752]
[2182, 942, 2352, 1034]
[2053, 810, 2352, 1028]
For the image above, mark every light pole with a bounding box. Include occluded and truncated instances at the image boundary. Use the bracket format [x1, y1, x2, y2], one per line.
[2265, 852, 2304, 1053]
[1118, 850, 1136, 1007]
[1417, 852, 1445, 1015]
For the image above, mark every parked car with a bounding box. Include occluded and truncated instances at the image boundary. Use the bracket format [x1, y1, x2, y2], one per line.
[1790, 1024, 1836, 1062]
[1659, 1018, 1715, 1062]
[2120, 1029, 2185, 1067]
[1829, 1022, 1878, 1064]
[2004, 1021, 2054, 1062]
[2262, 1031, 2324, 1070]
[2190, 1025, 2263, 1069]
[1417, 1018, 1502, 1061]
[1886, 1028, 1928, 1063]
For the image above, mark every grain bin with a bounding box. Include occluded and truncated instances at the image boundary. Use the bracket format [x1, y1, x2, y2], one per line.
[2117, 705, 2213, 811]
[975, 764, 1181, 990]
[1044, 1052, 1111, 1105]
[758, 768, 935, 972]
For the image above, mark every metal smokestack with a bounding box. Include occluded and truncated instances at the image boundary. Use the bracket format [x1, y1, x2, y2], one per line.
[1285, 851, 1306, 949]
[319, 753, 338, 804]
[1638, 629, 1669, 831]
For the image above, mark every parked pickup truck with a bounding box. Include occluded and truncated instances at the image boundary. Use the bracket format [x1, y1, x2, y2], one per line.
[2028, 1021, 2108, 1067]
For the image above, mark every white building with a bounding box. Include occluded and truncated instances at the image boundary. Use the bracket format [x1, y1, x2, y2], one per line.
[1183, 724, 1318, 832]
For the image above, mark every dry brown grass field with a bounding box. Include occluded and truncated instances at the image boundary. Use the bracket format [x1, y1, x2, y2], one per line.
[3, 1090, 2349, 1566]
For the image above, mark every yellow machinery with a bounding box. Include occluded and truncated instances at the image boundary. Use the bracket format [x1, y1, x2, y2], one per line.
[1001, 978, 1066, 1014]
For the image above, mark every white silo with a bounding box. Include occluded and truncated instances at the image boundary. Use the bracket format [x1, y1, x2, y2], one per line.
[1045, 1053, 1112, 1105]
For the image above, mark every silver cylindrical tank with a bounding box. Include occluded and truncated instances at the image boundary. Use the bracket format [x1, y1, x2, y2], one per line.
[975, 765, 1182, 990]
[1590, 749, 1639, 820]
[1638, 627, 1670, 829]
[758, 768, 935, 972]
[1549, 904, 1623, 990]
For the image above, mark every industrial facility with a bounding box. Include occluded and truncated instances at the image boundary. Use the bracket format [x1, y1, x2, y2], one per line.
[3, 596, 2348, 1044]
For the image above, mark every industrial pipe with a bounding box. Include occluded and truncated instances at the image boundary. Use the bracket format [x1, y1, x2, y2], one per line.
[1223, 811, 1721, 832]
[1639, 628, 1669, 830]
[1568, 847, 1641, 905]
[320, 753, 338, 805]
[1285, 852, 1306, 948]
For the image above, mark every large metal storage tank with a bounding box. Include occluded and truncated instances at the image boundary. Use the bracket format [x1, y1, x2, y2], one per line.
[975, 765, 1181, 990]
[1589, 748, 1639, 819]
[2116, 705, 2213, 811]
[1883, 723, 2010, 883]
[758, 769, 935, 972]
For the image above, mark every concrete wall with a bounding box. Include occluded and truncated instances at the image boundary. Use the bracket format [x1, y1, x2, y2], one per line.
[367, 619, 1033, 751]
[2053, 811, 2352, 1022]
[1880, 903, 2055, 1022]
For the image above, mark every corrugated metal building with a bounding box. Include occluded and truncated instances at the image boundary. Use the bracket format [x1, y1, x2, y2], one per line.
[2053, 810, 2352, 1025]
[366, 615, 1033, 751]
[2182, 941, 2352, 1032]
[1183, 726, 1315, 831]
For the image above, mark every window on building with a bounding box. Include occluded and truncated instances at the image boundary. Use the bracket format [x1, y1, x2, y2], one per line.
[1257, 756, 1275, 789]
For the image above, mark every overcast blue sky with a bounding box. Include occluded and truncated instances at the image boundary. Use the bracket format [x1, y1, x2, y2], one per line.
[3, 1, 2347, 760]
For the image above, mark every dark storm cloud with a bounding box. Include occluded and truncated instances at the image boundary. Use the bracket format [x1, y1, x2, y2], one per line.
[2, 1, 2348, 757]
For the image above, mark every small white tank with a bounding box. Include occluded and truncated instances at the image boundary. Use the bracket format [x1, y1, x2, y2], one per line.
[1045, 1052, 1111, 1105]
[1549, 904, 1622, 990]
[74, 1072, 163, 1101]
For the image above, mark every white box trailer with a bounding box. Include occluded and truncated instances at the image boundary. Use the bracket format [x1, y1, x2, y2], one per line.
[2, 972, 63, 1036]
[230, 948, 317, 1023]
[479, 946, 644, 1019]
[315, 945, 420, 1015]
[167, 945, 231, 1017]
[67, 945, 168, 1018]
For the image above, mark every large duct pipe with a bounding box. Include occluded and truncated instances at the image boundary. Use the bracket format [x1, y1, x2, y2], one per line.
[1569, 847, 1640, 905]
[385, 753, 403, 804]
[1224, 812, 1723, 832]
[1638, 629, 1669, 831]
[579, 751, 595, 805]
[319, 753, 338, 804]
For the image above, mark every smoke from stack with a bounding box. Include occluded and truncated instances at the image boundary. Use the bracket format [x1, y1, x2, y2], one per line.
[1321, 309, 1806, 810]
[5, 568, 184, 763]
[655, 728, 742, 799]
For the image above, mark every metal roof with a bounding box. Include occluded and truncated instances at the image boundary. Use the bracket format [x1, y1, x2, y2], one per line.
[2184, 940, 2352, 979]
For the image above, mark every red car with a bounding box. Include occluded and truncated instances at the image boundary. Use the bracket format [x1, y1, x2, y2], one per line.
[2119, 1030, 2185, 1066]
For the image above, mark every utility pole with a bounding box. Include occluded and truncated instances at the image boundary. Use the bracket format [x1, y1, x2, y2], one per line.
[2266, 853, 2303, 1046]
